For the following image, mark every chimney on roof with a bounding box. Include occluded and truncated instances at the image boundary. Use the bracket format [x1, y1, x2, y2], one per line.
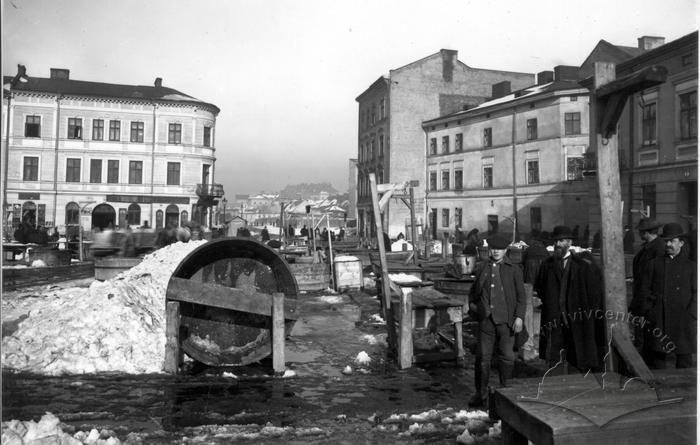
[440, 49, 458, 82]
[638, 36, 665, 50]
[50, 68, 70, 80]
[491, 81, 511, 99]
[154, 77, 162, 88]
[554, 65, 580, 81]
[537, 70, 554, 85]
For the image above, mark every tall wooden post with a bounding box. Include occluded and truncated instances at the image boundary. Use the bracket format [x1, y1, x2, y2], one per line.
[370, 173, 392, 319]
[593, 63, 629, 361]
[272, 292, 285, 374]
[409, 187, 418, 265]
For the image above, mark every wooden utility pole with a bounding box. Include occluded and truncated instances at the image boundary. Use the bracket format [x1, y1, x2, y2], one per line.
[590, 62, 667, 379]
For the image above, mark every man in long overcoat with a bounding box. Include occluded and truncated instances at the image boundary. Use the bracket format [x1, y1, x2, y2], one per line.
[534, 226, 603, 372]
[630, 219, 665, 347]
[468, 233, 526, 407]
[637, 223, 697, 369]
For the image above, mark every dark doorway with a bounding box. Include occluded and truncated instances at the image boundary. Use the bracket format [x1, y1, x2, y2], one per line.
[166, 204, 180, 227]
[92, 204, 116, 230]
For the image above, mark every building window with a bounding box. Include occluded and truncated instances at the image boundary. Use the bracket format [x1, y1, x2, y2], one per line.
[429, 171, 437, 191]
[168, 123, 182, 144]
[442, 136, 449, 154]
[90, 159, 102, 183]
[526, 118, 538, 140]
[441, 170, 450, 189]
[484, 128, 492, 147]
[682, 54, 693, 66]
[454, 169, 463, 190]
[203, 126, 212, 147]
[442, 209, 450, 227]
[130, 121, 144, 143]
[107, 160, 119, 184]
[65, 202, 80, 226]
[92, 119, 104, 141]
[109, 120, 121, 141]
[641, 184, 657, 219]
[429, 138, 437, 155]
[455, 133, 463, 152]
[167, 162, 181, 185]
[567, 156, 585, 181]
[642, 103, 656, 145]
[180, 210, 189, 226]
[483, 166, 493, 189]
[68, 118, 82, 139]
[25, 115, 40, 138]
[680, 91, 697, 140]
[379, 135, 384, 157]
[127, 203, 141, 226]
[156, 210, 164, 229]
[371, 105, 376, 124]
[570, 96, 578, 102]
[530, 207, 542, 232]
[380, 98, 385, 119]
[527, 160, 540, 184]
[565, 112, 581, 135]
[454, 208, 462, 229]
[487, 215, 499, 235]
[66, 158, 81, 182]
[23, 157, 38, 181]
[128, 161, 143, 184]
[371, 139, 376, 159]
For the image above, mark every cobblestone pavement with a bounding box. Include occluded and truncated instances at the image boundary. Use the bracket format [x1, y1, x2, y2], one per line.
[3, 286, 542, 444]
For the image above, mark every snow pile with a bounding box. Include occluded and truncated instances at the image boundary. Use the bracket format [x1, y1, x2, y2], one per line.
[318, 295, 344, 304]
[2, 241, 206, 375]
[1, 412, 122, 445]
[354, 351, 371, 365]
[388, 273, 422, 284]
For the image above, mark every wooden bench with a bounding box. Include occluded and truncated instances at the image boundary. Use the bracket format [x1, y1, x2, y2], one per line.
[491, 368, 696, 444]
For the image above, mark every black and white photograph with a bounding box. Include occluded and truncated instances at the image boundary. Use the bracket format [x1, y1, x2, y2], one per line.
[1, 0, 698, 443]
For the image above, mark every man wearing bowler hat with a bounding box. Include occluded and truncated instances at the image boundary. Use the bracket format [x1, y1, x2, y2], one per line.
[535, 225, 603, 372]
[637, 223, 696, 369]
[468, 233, 526, 407]
[630, 219, 665, 347]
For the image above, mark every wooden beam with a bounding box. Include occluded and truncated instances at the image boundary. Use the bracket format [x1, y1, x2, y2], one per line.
[166, 277, 298, 320]
[271, 292, 286, 374]
[164, 301, 181, 374]
[398, 290, 413, 369]
[378, 189, 394, 212]
[611, 326, 655, 383]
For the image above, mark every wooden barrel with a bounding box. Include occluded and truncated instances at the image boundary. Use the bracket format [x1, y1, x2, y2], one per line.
[169, 237, 298, 366]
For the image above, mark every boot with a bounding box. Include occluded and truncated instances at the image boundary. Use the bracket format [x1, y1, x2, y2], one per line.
[469, 358, 491, 407]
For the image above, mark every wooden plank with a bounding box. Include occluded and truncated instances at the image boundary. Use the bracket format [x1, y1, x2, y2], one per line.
[271, 292, 285, 374]
[163, 301, 181, 374]
[166, 276, 298, 320]
[377, 189, 394, 213]
[398, 290, 413, 369]
[612, 326, 655, 382]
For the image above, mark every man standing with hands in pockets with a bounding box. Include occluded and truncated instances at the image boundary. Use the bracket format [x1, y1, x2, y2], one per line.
[468, 233, 526, 407]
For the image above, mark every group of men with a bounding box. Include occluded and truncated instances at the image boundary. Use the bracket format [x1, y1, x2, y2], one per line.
[466, 222, 696, 407]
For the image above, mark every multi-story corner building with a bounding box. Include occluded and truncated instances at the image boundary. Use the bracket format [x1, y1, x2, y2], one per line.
[580, 32, 697, 246]
[355, 49, 534, 239]
[422, 66, 590, 240]
[616, 32, 697, 234]
[2, 67, 222, 236]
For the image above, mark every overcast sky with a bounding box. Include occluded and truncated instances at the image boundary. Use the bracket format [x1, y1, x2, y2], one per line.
[2, 0, 697, 195]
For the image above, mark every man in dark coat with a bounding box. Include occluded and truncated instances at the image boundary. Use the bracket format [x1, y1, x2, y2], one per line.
[630, 219, 665, 327]
[535, 225, 603, 373]
[468, 233, 526, 407]
[261, 226, 270, 242]
[637, 223, 696, 369]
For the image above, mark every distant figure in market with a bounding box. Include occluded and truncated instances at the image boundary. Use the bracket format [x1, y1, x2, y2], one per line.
[468, 233, 526, 407]
[300, 225, 309, 238]
[338, 227, 345, 241]
[237, 223, 251, 238]
[288, 224, 295, 238]
[637, 223, 697, 369]
[535, 225, 603, 373]
[261, 226, 270, 242]
[382, 232, 392, 251]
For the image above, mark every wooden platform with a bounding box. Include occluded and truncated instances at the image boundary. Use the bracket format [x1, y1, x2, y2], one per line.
[2, 262, 94, 291]
[492, 368, 697, 445]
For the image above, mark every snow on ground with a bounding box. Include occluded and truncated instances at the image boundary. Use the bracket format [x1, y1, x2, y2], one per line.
[1, 241, 206, 375]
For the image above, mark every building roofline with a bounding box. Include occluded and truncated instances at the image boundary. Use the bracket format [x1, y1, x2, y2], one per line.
[617, 30, 698, 71]
[356, 76, 389, 101]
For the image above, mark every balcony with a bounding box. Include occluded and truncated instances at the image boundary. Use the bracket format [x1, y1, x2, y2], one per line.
[196, 183, 224, 198]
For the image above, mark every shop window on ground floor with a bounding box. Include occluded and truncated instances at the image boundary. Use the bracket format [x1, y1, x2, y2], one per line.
[127, 203, 140, 226]
[487, 215, 499, 235]
[156, 210, 164, 229]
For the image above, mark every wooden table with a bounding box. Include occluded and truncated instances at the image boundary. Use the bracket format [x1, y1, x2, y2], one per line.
[491, 368, 696, 445]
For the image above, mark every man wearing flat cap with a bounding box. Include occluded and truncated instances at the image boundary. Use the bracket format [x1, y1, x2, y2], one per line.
[630, 219, 665, 347]
[468, 233, 526, 407]
[637, 223, 697, 369]
[535, 225, 603, 372]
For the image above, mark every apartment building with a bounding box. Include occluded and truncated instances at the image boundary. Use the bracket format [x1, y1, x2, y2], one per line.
[355, 49, 534, 239]
[2, 67, 222, 236]
[422, 66, 590, 240]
